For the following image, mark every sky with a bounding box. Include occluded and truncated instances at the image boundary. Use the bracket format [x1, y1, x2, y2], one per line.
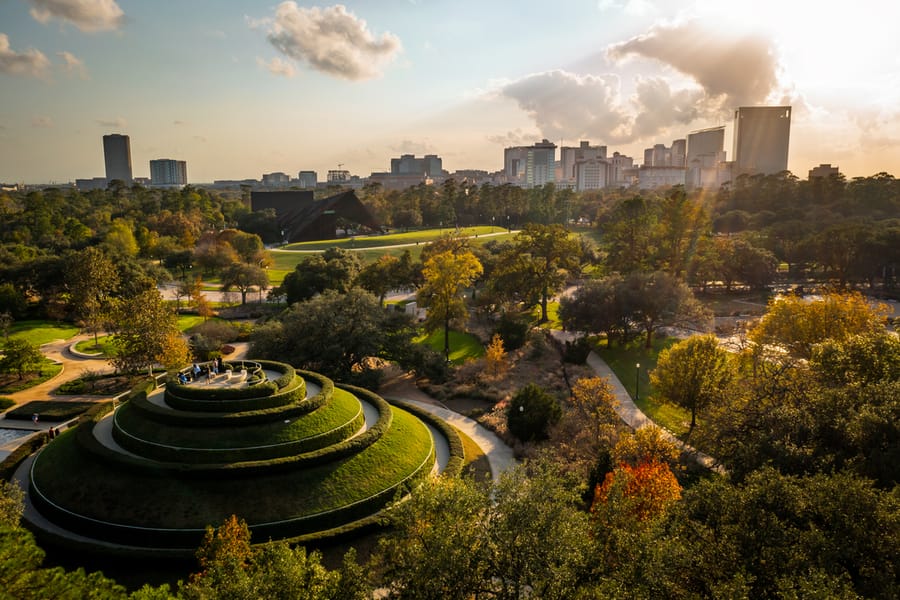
[2, 0, 900, 184]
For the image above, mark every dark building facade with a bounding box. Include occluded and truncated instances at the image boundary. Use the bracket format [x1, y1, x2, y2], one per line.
[103, 134, 133, 183]
[251, 190, 380, 243]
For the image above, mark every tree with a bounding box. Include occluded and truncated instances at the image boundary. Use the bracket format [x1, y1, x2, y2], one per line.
[749, 291, 888, 360]
[64, 246, 119, 345]
[102, 218, 139, 258]
[0, 339, 43, 380]
[109, 289, 188, 375]
[559, 276, 627, 346]
[603, 195, 657, 274]
[278, 248, 361, 305]
[357, 253, 406, 306]
[251, 288, 416, 385]
[506, 383, 562, 442]
[655, 186, 708, 277]
[651, 334, 734, 432]
[593, 459, 682, 523]
[221, 263, 269, 305]
[810, 331, 900, 387]
[610, 425, 681, 469]
[418, 249, 482, 360]
[491, 224, 581, 322]
[619, 271, 710, 348]
[0, 481, 23, 528]
[484, 333, 507, 379]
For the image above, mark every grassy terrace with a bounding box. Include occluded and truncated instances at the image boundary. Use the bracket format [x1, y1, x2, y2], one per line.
[115, 387, 362, 448]
[33, 406, 433, 528]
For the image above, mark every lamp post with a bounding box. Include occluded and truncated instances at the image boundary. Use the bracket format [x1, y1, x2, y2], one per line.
[635, 363, 640, 401]
[506, 214, 511, 233]
[491, 215, 495, 231]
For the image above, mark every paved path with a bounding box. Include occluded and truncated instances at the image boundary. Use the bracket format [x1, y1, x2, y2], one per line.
[380, 374, 517, 482]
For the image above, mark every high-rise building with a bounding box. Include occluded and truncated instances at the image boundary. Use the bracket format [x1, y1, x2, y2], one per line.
[560, 141, 606, 185]
[526, 140, 556, 188]
[390, 154, 442, 177]
[808, 164, 840, 179]
[670, 139, 686, 168]
[733, 106, 791, 176]
[297, 171, 318, 188]
[607, 152, 635, 187]
[149, 159, 187, 187]
[262, 172, 291, 187]
[686, 126, 726, 189]
[103, 134, 133, 183]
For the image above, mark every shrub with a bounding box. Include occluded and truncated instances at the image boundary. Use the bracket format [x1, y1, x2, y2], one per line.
[506, 383, 562, 442]
[0, 397, 16, 411]
[495, 313, 530, 351]
[563, 337, 592, 364]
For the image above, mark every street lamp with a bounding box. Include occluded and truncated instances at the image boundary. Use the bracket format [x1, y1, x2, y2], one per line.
[491, 215, 495, 231]
[506, 214, 511, 233]
[635, 363, 640, 400]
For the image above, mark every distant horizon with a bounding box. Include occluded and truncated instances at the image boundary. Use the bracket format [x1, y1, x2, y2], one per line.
[3, 1, 900, 183]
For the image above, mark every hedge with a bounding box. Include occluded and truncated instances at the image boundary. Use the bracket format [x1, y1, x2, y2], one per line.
[74, 381, 393, 478]
[128, 372, 330, 427]
[110, 404, 365, 464]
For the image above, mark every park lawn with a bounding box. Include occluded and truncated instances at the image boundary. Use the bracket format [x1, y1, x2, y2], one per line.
[7, 320, 79, 346]
[593, 335, 692, 438]
[0, 358, 63, 394]
[6, 400, 94, 422]
[282, 226, 505, 251]
[531, 301, 562, 329]
[416, 329, 484, 364]
[73, 335, 116, 356]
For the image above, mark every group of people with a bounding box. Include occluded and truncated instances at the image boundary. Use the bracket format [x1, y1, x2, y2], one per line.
[177, 357, 226, 385]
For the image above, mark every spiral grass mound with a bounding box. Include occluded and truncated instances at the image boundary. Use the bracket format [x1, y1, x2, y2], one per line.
[26, 360, 446, 556]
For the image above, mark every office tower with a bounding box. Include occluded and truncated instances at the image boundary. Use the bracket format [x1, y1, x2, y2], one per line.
[733, 106, 791, 175]
[575, 158, 608, 191]
[561, 141, 607, 184]
[670, 139, 686, 168]
[149, 159, 187, 186]
[808, 164, 840, 179]
[390, 154, 443, 177]
[262, 172, 291, 187]
[607, 152, 634, 187]
[504, 140, 557, 188]
[103, 134, 133, 183]
[297, 171, 318, 188]
[686, 126, 726, 189]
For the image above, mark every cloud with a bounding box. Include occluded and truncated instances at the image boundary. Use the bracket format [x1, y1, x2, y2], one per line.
[597, 0, 656, 16]
[96, 116, 126, 128]
[173, 120, 185, 126]
[486, 128, 543, 147]
[500, 70, 634, 143]
[28, 0, 124, 32]
[57, 50, 88, 78]
[263, 2, 402, 80]
[0, 33, 51, 78]
[390, 139, 435, 154]
[629, 77, 704, 138]
[258, 56, 295, 78]
[31, 115, 53, 128]
[608, 20, 781, 108]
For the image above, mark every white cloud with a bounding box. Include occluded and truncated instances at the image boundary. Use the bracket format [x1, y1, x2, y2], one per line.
[390, 139, 435, 154]
[57, 50, 88, 78]
[28, 0, 124, 32]
[258, 56, 295, 78]
[263, 2, 402, 81]
[95, 116, 126, 128]
[608, 20, 782, 109]
[31, 115, 53, 128]
[486, 128, 543, 147]
[597, 0, 656, 16]
[0, 33, 51, 78]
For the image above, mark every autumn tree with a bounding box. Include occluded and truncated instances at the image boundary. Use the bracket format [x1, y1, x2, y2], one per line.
[109, 289, 188, 375]
[749, 291, 888, 359]
[611, 425, 680, 469]
[0, 339, 44, 380]
[593, 459, 682, 523]
[651, 334, 734, 432]
[483, 333, 508, 379]
[418, 249, 482, 360]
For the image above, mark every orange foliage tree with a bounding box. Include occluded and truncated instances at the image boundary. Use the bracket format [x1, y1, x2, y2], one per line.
[592, 460, 682, 523]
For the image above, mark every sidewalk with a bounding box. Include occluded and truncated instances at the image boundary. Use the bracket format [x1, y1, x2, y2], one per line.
[586, 351, 723, 473]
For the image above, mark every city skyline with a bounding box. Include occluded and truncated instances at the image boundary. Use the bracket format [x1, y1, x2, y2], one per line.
[2, 0, 900, 183]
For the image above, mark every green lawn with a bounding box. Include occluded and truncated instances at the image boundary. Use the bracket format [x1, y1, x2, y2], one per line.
[593, 335, 692, 437]
[282, 226, 505, 251]
[415, 329, 484, 364]
[531, 301, 562, 329]
[6, 320, 79, 346]
[73, 335, 116, 356]
[0, 358, 63, 394]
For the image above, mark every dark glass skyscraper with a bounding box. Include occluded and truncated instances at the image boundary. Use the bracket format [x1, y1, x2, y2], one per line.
[103, 134, 133, 183]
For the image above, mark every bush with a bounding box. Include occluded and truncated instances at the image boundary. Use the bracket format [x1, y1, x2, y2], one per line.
[506, 383, 562, 442]
[563, 337, 592, 364]
[495, 313, 531, 351]
[0, 397, 16, 411]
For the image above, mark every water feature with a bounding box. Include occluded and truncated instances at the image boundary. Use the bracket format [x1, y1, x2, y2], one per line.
[0, 428, 31, 444]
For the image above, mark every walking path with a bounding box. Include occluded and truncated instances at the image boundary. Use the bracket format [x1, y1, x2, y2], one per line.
[380, 374, 517, 482]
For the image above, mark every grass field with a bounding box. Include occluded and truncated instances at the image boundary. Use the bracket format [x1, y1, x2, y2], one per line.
[531, 301, 562, 329]
[593, 335, 691, 437]
[0, 358, 63, 394]
[73, 335, 115, 356]
[282, 226, 505, 251]
[7, 320, 79, 346]
[415, 329, 484, 364]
